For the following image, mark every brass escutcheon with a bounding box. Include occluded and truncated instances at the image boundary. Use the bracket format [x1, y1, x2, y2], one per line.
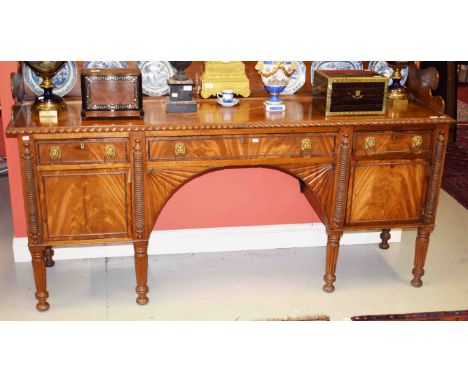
[301, 138, 312, 156]
[104, 144, 117, 159]
[174, 142, 186, 157]
[411, 135, 423, 154]
[49, 146, 61, 161]
[364, 136, 376, 155]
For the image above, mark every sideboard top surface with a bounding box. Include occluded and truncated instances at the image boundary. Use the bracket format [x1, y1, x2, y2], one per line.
[6, 95, 453, 136]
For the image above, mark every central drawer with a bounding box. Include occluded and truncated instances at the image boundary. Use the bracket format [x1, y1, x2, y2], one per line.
[36, 138, 129, 165]
[147, 134, 336, 161]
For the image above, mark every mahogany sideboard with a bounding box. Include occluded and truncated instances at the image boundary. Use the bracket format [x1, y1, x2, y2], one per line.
[6, 87, 453, 311]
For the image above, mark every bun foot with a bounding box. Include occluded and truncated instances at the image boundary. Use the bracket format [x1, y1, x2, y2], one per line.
[36, 301, 50, 311]
[323, 274, 336, 293]
[135, 285, 149, 305]
[411, 267, 425, 288]
[411, 279, 423, 288]
[136, 296, 149, 305]
[379, 229, 391, 249]
[44, 247, 55, 267]
[45, 259, 55, 267]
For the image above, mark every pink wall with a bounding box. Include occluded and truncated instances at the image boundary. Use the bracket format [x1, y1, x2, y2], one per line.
[0, 61, 319, 239]
[1, 61, 27, 237]
[0, 113, 5, 156]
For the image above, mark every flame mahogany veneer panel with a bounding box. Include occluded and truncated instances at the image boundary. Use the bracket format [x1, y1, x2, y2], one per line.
[148, 133, 336, 162]
[36, 138, 129, 165]
[346, 161, 429, 224]
[40, 169, 132, 241]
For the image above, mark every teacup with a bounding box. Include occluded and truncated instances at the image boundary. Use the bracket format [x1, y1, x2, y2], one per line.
[217, 90, 235, 103]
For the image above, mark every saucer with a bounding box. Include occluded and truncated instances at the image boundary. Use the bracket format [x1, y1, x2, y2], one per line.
[217, 98, 239, 107]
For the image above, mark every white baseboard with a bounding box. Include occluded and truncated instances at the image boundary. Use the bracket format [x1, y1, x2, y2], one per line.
[12, 223, 401, 263]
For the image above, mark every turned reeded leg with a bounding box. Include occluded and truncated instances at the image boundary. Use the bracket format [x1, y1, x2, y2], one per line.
[379, 229, 391, 249]
[44, 246, 55, 267]
[134, 241, 149, 305]
[411, 226, 433, 287]
[30, 246, 50, 311]
[323, 231, 343, 293]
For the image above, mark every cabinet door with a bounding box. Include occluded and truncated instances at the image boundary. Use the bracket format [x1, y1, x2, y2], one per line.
[39, 169, 132, 242]
[346, 161, 429, 225]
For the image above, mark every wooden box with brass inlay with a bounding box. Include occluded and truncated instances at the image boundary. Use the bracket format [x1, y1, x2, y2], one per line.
[81, 68, 144, 119]
[313, 70, 388, 116]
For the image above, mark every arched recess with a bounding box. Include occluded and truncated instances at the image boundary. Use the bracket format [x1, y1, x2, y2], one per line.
[145, 163, 336, 240]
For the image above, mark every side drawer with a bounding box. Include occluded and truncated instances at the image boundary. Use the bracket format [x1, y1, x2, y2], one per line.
[353, 130, 432, 156]
[148, 134, 336, 161]
[36, 138, 129, 165]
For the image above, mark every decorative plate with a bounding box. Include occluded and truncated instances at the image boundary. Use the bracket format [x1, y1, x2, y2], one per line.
[138, 61, 175, 96]
[281, 61, 306, 95]
[368, 61, 408, 86]
[24, 61, 77, 97]
[310, 61, 363, 83]
[83, 61, 128, 69]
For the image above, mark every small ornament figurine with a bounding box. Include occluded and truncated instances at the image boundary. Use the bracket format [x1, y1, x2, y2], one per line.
[255, 61, 297, 112]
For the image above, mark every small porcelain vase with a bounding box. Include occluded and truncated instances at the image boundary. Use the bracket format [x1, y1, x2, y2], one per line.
[255, 61, 297, 111]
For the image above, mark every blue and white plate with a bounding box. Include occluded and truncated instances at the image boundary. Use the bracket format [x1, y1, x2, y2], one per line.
[24, 61, 77, 97]
[281, 61, 306, 95]
[83, 61, 128, 69]
[138, 61, 175, 96]
[368, 61, 408, 86]
[310, 61, 363, 83]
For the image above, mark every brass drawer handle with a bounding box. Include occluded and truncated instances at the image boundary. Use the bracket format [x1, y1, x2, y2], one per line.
[411, 135, 423, 154]
[174, 142, 186, 157]
[301, 138, 313, 156]
[49, 146, 61, 161]
[364, 136, 376, 155]
[104, 144, 117, 159]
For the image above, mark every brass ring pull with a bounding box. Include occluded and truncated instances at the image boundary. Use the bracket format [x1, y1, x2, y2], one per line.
[364, 136, 376, 155]
[301, 138, 312, 156]
[49, 146, 61, 162]
[104, 144, 117, 159]
[411, 135, 423, 154]
[174, 143, 186, 157]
